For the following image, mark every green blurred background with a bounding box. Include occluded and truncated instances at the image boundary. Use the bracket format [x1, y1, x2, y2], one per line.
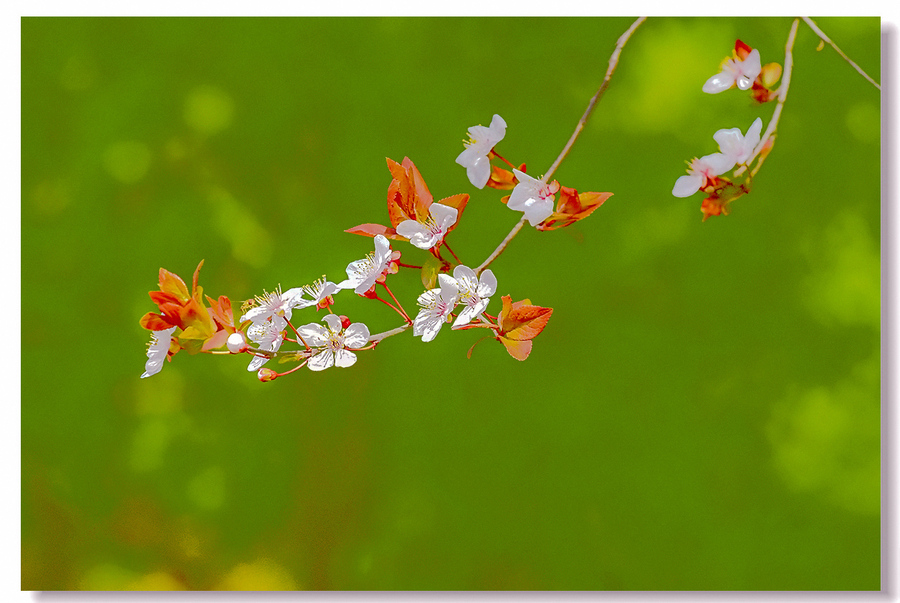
[21, 17, 881, 590]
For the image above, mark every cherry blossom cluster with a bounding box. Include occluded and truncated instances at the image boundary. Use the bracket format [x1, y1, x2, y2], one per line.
[673, 39, 782, 220]
[140, 18, 879, 383]
[140, 113, 609, 381]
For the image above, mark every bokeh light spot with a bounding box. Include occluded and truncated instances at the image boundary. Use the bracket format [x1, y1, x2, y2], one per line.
[215, 558, 298, 590]
[207, 186, 273, 268]
[128, 417, 171, 473]
[103, 140, 152, 184]
[800, 211, 879, 329]
[767, 353, 880, 516]
[187, 466, 227, 511]
[845, 101, 879, 145]
[184, 85, 235, 135]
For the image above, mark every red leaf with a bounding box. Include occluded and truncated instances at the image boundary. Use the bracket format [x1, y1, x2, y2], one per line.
[498, 336, 533, 361]
[345, 223, 404, 240]
[498, 295, 553, 341]
[158, 268, 190, 302]
[140, 312, 175, 331]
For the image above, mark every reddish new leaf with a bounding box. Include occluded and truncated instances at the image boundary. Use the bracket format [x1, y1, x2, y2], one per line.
[498, 336, 533, 361]
[345, 223, 405, 240]
[498, 295, 553, 341]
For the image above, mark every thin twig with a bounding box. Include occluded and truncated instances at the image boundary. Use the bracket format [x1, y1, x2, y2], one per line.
[475, 16, 647, 277]
[801, 16, 881, 90]
[474, 216, 526, 275]
[544, 16, 647, 183]
[369, 323, 412, 342]
[735, 18, 799, 179]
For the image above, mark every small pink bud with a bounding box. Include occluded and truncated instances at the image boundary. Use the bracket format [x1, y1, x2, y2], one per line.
[339, 315, 352, 330]
[257, 368, 278, 382]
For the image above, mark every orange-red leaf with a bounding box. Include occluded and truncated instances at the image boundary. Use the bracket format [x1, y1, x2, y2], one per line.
[498, 295, 553, 341]
[206, 295, 235, 332]
[386, 157, 434, 227]
[140, 312, 175, 331]
[537, 187, 613, 231]
[498, 336, 533, 361]
[345, 223, 405, 240]
[158, 268, 190, 302]
[485, 166, 519, 190]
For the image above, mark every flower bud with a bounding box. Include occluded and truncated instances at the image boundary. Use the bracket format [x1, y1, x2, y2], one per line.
[339, 315, 352, 330]
[257, 368, 278, 382]
[227, 332, 248, 353]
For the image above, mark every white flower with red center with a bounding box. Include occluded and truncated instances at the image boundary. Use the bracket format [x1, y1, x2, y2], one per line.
[451, 265, 496, 328]
[141, 326, 177, 378]
[296, 314, 370, 371]
[413, 274, 460, 342]
[456, 114, 507, 189]
[713, 118, 763, 168]
[703, 48, 762, 94]
[240, 285, 310, 325]
[338, 234, 394, 295]
[672, 153, 733, 198]
[508, 169, 559, 226]
[395, 202, 458, 250]
[246, 315, 286, 371]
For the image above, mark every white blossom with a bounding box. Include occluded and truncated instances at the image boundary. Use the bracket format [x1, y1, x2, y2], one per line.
[508, 169, 558, 226]
[703, 48, 762, 94]
[296, 314, 370, 371]
[413, 274, 460, 342]
[396, 202, 458, 250]
[140, 326, 177, 378]
[338, 234, 393, 295]
[456, 114, 507, 189]
[451, 265, 496, 328]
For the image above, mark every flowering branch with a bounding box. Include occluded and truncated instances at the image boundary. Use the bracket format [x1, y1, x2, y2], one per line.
[735, 18, 799, 179]
[139, 17, 877, 381]
[474, 16, 645, 276]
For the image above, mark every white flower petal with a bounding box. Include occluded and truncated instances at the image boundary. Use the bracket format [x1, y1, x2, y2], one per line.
[478, 269, 497, 297]
[430, 203, 458, 230]
[702, 71, 735, 94]
[343, 323, 370, 349]
[453, 298, 488, 328]
[333, 349, 358, 368]
[307, 350, 334, 371]
[419, 317, 443, 342]
[247, 354, 269, 371]
[672, 174, 703, 198]
[437, 274, 459, 302]
[396, 219, 423, 240]
[297, 323, 328, 347]
[322, 313, 343, 333]
[453, 264, 478, 287]
[466, 156, 491, 189]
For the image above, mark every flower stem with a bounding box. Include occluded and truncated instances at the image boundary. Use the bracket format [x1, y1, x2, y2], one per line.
[378, 283, 412, 324]
[397, 261, 423, 270]
[475, 16, 646, 276]
[490, 150, 517, 170]
[735, 18, 799, 180]
[442, 240, 462, 264]
[801, 17, 880, 90]
[274, 360, 309, 377]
